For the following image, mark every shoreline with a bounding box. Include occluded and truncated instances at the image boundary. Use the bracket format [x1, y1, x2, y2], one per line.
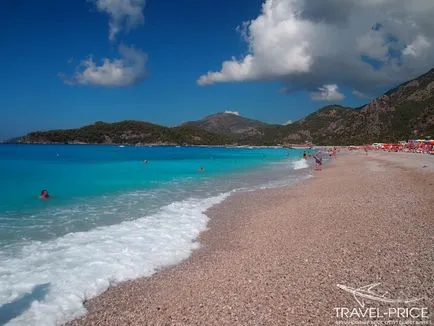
[1, 149, 312, 326]
[0, 143, 303, 149]
[69, 152, 433, 325]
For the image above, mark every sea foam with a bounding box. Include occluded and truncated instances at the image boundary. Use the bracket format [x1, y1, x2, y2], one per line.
[0, 193, 229, 326]
[292, 158, 309, 170]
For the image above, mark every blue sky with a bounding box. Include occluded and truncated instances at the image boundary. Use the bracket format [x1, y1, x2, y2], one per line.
[1, 0, 433, 139]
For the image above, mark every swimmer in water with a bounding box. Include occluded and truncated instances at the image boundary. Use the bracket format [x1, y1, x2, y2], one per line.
[40, 189, 49, 199]
[198, 166, 205, 172]
[143, 159, 148, 164]
[303, 152, 307, 159]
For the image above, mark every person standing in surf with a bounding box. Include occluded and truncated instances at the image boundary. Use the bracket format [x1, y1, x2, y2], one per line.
[313, 151, 322, 171]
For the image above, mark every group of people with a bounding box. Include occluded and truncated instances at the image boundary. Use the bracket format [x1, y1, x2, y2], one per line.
[302, 147, 337, 171]
[349, 141, 434, 155]
[375, 143, 433, 154]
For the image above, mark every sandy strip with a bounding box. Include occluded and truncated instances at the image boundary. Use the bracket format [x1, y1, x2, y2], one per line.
[69, 152, 433, 326]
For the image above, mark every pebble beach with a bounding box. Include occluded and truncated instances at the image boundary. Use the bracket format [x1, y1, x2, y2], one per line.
[69, 151, 434, 326]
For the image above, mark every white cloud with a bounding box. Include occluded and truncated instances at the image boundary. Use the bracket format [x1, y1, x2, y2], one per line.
[224, 110, 240, 116]
[94, 0, 146, 41]
[402, 35, 431, 57]
[352, 89, 368, 98]
[64, 44, 147, 87]
[311, 84, 345, 101]
[62, 1, 148, 87]
[357, 29, 390, 62]
[284, 120, 293, 125]
[197, 0, 434, 93]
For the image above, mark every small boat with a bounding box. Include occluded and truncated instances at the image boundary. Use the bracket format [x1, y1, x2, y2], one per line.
[119, 145, 125, 148]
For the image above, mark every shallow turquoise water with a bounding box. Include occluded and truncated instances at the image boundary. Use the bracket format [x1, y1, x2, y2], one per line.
[0, 144, 310, 326]
[0, 145, 296, 210]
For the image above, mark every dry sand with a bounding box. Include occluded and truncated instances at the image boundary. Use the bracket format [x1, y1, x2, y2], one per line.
[69, 152, 434, 326]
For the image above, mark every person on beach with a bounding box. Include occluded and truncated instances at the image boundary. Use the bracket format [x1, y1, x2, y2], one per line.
[313, 152, 322, 171]
[332, 147, 337, 159]
[40, 189, 49, 199]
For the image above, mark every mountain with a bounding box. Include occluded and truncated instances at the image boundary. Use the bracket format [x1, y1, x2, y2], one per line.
[268, 68, 434, 145]
[17, 121, 231, 146]
[181, 68, 433, 146]
[183, 112, 271, 135]
[258, 69, 434, 145]
[13, 68, 434, 146]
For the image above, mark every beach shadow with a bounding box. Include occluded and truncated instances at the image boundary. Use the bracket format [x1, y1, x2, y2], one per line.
[0, 283, 50, 325]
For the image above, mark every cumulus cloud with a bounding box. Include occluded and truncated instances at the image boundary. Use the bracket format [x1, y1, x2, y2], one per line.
[357, 29, 390, 62]
[402, 35, 431, 57]
[94, 0, 146, 41]
[197, 0, 434, 93]
[352, 90, 368, 98]
[224, 110, 240, 116]
[311, 84, 345, 101]
[62, 1, 148, 87]
[63, 44, 147, 87]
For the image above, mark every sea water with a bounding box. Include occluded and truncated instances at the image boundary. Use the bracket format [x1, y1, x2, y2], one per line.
[0, 144, 312, 326]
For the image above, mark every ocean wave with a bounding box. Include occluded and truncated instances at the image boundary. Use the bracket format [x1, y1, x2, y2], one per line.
[0, 193, 229, 326]
[292, 158, 309, 170]
[0, 153, 312, 326]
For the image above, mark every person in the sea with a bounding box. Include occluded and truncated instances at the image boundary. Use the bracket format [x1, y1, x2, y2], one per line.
[313, 152, 323, 171]
[143, 159, 148, 165]
[303, 152, 307, 159]
[198, 166, 205, 172]
[40, 189, 49, 199]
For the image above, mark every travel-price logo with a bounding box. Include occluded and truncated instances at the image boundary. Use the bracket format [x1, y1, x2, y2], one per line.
[334, 283, 430, 325]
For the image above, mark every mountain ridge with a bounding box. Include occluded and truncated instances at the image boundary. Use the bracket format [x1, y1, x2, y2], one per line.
[182, 112, 272, 135]
[9, 68, 434, 146]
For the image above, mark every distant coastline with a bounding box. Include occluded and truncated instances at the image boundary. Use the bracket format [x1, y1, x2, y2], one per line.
[6, 67, 434, 147]
[0, 142, 309, 149]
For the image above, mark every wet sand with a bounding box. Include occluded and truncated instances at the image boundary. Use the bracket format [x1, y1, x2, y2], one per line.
[69, 152, 434, 325]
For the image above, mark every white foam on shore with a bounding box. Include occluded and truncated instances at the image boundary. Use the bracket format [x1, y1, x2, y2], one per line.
[0, 155, 312, 326]
[292, 158, 309, 170]
[0, 193, 229, 326]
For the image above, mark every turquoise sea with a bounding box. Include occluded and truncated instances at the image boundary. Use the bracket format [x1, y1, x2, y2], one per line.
[0, 144, 311, 326]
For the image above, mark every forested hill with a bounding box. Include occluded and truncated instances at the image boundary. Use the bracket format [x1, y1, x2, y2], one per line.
[12, 68, 434, 146]
[17, 121, 231, 146]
